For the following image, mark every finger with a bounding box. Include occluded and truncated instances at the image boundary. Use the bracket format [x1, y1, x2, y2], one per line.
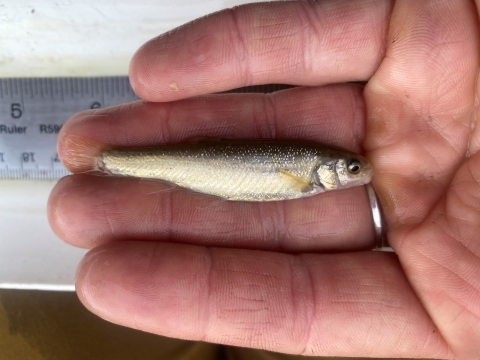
[48, 174, 372, 252]
[57, 85, 365, 172]
[51, 85, 375, 251]
[76, 241, 448, 358]
[363, 0, 480, 357]
[57, 85, 366, 173]
[129, 0, 392, 102]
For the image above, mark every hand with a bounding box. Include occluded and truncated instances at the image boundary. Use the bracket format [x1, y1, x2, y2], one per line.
[48, 1, 480, 358]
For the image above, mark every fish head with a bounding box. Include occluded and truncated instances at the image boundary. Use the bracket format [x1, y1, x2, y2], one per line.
[313, 154, 374, 191]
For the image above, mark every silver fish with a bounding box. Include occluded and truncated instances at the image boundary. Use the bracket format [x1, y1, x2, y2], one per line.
[98, 138, 374, 201]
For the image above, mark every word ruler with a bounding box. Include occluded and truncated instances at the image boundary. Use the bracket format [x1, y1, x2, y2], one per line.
[0, 77, 139, 180]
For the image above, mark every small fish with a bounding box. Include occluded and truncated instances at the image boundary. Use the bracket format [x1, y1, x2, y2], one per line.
[98, 138, 374, 201]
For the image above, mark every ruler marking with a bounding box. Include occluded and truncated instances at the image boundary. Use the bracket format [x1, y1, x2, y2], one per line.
[33, 78, 38, 98]
[7, 79, 11, 97]
[39, 78, 44, 99]
[90, 77, 94, 98]
[121, 77, 126, 98]
[53, 78, 58, 97]
[82, 78, 86, 98]
[64, 78, 69, 98]
[104, 77, 109, 96]
[0, 76, 139, 180]
[9, 78, 15, 96]
[41, 78, 46, 98]
[68, 78, 72, 98]
[45, 78, 51, 99]
[60, 78, 64, 102]
[23, 78, 30, 99]
[20, 79, 26, 116]
[4, 79, 9, 97]
[39, 78, 43, 99]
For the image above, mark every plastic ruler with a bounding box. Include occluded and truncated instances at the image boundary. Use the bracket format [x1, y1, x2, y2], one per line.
[0, 77, 139, 180]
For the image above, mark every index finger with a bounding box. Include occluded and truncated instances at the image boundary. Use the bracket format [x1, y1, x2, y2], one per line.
[129, 0, 392, 102]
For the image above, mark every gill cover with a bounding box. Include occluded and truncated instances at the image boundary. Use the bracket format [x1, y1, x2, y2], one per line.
[313, 158, 339, 191]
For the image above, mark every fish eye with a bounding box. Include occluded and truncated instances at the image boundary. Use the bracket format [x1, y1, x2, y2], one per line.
[347, 159, 361, 174]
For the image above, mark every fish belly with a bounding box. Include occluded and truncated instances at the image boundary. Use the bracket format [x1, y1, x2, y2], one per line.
[101, 151, 318, 201]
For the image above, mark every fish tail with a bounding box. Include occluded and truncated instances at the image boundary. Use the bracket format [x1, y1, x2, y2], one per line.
[96, 152, 106, 173]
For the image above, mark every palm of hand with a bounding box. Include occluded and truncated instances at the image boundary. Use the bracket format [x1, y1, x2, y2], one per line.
[48, 1, 480, 358]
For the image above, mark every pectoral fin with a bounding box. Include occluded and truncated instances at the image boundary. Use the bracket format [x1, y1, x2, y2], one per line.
[278, 169, 314, 193]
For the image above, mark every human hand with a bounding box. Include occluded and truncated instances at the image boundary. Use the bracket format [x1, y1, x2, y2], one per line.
[48, 1, 480, 358]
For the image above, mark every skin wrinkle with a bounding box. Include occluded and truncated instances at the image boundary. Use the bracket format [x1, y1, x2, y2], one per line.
[163, 189, 174, 242]
[157, 101, 173, 144]
[371, 105, 469, 188]
[221, 269, 282, 281]
[297, 2, 319, 77]
[431, 62, 473, 115]
[250, 60, 297, 77]
[467, 154, 480, 186]
[422, 114, 472, 158]
[436, 215, 480, 260]
[201, 247, 214, 343]
[372, 145, 457, 220]
[416, 134, 453, 179]
[410, 244, 480, 321]
[273, 200, 287, 251]
[250, 29, 306, 43]
[256, 203, 270, 248]
[122, 104, 135, 147]
[147, 242, 160, 273]
[288, 257, 297, 349]
[417, 329, 437, 359]
[448, 187, 480, 229]
[261, 94, 277, 138]
[103, 210, 115, 237]
[467, 67, 480, 155]
[227, 8, 251, 87]
[394, 315, 424, 355]
[441, 292, 480, 335]
[299, 256, 316, 356]
[351, 87, 366, 152]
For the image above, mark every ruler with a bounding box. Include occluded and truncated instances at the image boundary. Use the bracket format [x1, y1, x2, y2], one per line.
[0, 77, 139, 180]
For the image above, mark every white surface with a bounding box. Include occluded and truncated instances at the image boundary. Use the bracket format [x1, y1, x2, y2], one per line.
[0, 0, 265, 290]
[0, 0, 267, 77]
[0, 181, 83, 289]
